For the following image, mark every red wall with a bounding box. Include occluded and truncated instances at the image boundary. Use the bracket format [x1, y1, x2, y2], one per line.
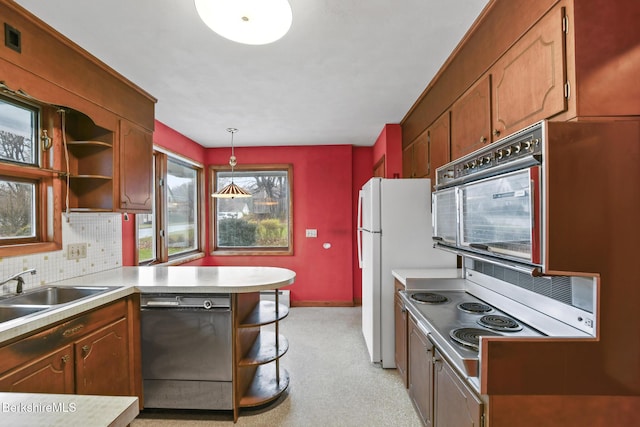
[372, 124, 403, 178]
[122, 120, 384, 305]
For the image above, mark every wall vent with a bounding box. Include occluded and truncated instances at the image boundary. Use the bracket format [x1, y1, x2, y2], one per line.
[4, 23, 21, 53]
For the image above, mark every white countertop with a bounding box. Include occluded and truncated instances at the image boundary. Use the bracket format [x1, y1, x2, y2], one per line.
[0, 392, 138, 427]
[57, 266, 296, 294]
[392, 268, 462, 289]
[0, 266, 295, 342]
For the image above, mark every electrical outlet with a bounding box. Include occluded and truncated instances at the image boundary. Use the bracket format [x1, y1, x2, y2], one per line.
[67, 243, 87, 260]
[305, 229, 317, 238]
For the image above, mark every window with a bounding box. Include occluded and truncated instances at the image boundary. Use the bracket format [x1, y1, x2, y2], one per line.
[210, 164, 292, 255]
[0, 94, 60, 256]
[137, 150, 204, 264]
[0, 95, 38, 166]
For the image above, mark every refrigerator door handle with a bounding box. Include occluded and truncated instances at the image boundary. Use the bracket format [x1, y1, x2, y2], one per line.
[357, 190, 364, 268]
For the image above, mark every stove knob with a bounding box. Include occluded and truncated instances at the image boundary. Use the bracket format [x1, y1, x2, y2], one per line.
[484, 156, 492, 164]
[513, 143, 522, 153]
[504, 147, 512, 156]
[523, 140, 532, 151]
[497, 150, 504, 159]
[203, 300, 213, 309]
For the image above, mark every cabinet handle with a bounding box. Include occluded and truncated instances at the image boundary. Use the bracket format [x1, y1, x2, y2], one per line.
[62, 324, 85, 337]
[61, 355, 70, 364]
[493, 129, 501, 138]
[82, 345, 91, 357]
[479, 136, 487, 144]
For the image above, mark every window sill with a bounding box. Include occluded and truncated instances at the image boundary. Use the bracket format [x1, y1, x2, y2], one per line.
[157, 252, 205, 266]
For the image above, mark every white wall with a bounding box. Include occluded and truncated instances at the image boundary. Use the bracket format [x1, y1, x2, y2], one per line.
[0, 213, 122, 295]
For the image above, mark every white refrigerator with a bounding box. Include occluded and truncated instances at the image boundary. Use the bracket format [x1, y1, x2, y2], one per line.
[357, 178, 456, 368]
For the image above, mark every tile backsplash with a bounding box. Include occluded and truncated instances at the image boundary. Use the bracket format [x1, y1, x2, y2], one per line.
[0, 213, 123, 295]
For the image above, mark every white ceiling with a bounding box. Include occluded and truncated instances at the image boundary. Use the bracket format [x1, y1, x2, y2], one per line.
[14, 0, 489, 148]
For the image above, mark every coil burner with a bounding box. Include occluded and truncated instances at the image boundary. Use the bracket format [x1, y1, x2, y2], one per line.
[410, 292, 448, 304]
[477, 314, 523, 332]
[457, 302, 493, 314]
[449, 327, 502, 351]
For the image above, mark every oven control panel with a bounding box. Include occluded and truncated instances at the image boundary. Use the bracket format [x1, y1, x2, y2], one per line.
[436, 122, 544, 188]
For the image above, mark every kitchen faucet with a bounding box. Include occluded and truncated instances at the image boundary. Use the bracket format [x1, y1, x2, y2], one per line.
[0, 269, 37, 294]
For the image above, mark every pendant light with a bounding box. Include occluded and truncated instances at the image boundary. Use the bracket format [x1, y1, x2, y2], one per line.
[194, 0, 292, 45]
[212, 128, 252, 199]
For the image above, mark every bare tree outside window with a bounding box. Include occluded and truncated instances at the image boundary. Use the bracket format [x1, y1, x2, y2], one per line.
[212, 165, 292, 254]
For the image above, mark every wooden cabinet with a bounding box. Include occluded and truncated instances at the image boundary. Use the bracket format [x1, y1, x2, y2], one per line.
[451, 75, 492, 160]
[434, 349, 484, 427]
[427, 112, 451, 182]
[403, 129, 429, 179]
[403, 112, 450, 183]
[491, 4, 567, 139]
[0, 297, 141, 402]
[75, 317, 130, 396]
[0, 345, 74, 394]
[408, 313, 434, 426]
[117, 120, 153, 212]
[234, 292, 289, 422]
[394, 280, 408, 387]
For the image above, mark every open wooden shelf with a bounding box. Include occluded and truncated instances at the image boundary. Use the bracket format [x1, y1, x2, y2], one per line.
[239, 301, 289, 327]
[238, 331, 288, 367]
[238, 363, 289, 408]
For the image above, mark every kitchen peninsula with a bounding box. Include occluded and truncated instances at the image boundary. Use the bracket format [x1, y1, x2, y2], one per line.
[0, 266, 296, 423]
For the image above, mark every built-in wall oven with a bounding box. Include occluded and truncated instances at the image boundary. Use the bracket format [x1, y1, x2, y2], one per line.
[433, 122, 544, 273]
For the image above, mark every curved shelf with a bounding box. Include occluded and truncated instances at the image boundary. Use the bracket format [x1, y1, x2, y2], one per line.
[239, 331, 289, 367]
[239, 301, 289, 328]
[69, 174, 112, 180]
[66, 140, 112, 149]
[239, 363, 289, 408]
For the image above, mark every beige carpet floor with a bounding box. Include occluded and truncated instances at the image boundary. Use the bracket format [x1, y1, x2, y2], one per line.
[132, 306, 421, 427]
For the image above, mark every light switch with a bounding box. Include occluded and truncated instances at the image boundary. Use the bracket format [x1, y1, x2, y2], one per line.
[305, 229, 317, 238]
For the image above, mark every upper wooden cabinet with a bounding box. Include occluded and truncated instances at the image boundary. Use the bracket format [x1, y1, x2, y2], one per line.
[403, 112, 450, 184]
[403, 130, 428, 179]
[427, 112, 451, 183]
[490, 4, 567, 139]
[118, 120, 153, 212]
[451, 75, 492, 160]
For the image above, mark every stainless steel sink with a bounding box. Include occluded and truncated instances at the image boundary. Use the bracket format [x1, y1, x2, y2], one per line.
[0, 286, 113, 306]
[0, 305, 48, 323]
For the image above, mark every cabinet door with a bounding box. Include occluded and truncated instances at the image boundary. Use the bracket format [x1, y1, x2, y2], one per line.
[75, 317, 130, 396]
[491, 5, 566, 139]
[413, 130, 430, 178]
[408, 314, 433, 426]
[394, 294, 408, 387]
[427, 112, 450, 183]
[434, 350, 483, 427]
[451, 75, 492, 160]
[402, 144, 414, 178]
[0, 345, 74, 394]
[119, 120, 153, 212]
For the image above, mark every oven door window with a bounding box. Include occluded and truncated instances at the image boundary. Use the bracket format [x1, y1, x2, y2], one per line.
[460, 168, 539, 263]
[432, 187, 458, 245]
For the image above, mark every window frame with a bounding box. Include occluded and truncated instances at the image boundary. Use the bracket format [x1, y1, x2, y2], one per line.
[209, 163, 293, 256]
[0, 95, 61, 256]
[136, 148, 205, 265]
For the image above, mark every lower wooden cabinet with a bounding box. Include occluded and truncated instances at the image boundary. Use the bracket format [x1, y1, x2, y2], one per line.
[434, 349, 484, 427]
[0, 297, 141, 401]
[394, 281, 408, 387]
[75, 317, 130, 396]
[0, 345, 74, 393]
[408, 314, 434, 426]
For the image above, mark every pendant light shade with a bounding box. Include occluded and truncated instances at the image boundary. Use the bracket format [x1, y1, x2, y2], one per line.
[212, 128, 252, 199]
[194, 0, 292, 46]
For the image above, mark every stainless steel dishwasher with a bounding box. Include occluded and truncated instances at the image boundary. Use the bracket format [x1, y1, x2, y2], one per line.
[141, 293, 233, 410]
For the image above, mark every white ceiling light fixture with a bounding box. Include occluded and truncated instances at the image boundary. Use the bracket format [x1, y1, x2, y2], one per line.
[212, 128, 252, 199]
[194, 0, 293, 46]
